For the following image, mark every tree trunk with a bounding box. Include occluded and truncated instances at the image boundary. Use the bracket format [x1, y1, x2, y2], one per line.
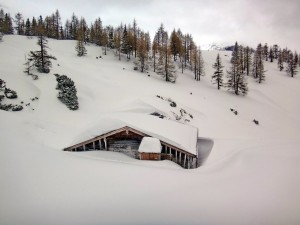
[40, 35, 44, 70]
[165, 49, 168, 82]
[153, 52, 156, 72]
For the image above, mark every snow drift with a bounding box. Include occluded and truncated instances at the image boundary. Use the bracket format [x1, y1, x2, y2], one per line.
[0, 35, 300, 225]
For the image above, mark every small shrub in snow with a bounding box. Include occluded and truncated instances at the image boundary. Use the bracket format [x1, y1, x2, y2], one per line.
[170, 101, 176, 107]
[230, 108, 238, 115]
[0, 79, 23, 112]
[0, 104, 12, 111]
[150, 112, 165, 119]
[54, 74, 79, 110]
[155, 94, 193, 123]
[171, 111, 181, 121]
[32, 74, 39, 80]
[166, 98, 177, 107]
[4, 88, 18, 99]
[0, 79, 6, 90]
[156, 95, 177, 107]
[23, 56, 39, 80]
[0, 103, 23, 111]
[12, 105, 23, 111]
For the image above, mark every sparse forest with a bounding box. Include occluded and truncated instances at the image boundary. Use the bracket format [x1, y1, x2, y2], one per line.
[0, 7, 298, 93]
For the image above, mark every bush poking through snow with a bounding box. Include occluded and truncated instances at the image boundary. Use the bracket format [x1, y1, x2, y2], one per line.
[155, 95, 194, 123]
[23, 55, 39, 80]
[4, 88, 18, 99]
[150, 112, 165, 119]
[170, 101, 176, 107]
[0, 79, 6, 90]
[54, 74, 79, 110]
[0, 79, 23, 112]
[0, 104, 23, 111]
[230, 108, 238, 115]
[156, 95, 177, 107]
[12, 105, 23, 111]
[0, 104, 12, 111]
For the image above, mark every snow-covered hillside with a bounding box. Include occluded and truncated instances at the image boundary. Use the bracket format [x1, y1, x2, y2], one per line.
[0, 35, 300, 225]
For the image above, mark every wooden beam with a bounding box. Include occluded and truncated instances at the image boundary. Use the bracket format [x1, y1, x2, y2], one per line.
[104, 138, 107, 150]
[193, 157, 197, 168]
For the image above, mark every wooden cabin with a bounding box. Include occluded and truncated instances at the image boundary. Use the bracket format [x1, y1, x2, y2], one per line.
[64, 125, 198, 169]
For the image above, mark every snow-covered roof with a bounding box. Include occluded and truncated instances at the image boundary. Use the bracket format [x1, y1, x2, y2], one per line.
[138, 137, 161, 153]
[69, 113, 198, 155]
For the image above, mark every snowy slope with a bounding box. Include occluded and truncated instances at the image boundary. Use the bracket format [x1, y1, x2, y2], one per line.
[0, 35, 300, 225]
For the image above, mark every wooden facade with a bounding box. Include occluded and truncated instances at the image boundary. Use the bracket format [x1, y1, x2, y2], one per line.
[140, 153, 161, 160]
[64, 126, 198, 169]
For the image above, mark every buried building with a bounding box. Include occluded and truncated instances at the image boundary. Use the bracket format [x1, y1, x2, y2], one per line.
[63, 114, 199, 169]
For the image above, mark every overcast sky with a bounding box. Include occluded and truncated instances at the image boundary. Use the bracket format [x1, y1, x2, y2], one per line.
[1, 0, 299, 50]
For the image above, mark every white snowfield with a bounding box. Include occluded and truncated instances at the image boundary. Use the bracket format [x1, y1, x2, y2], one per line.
[138, 137, 161, 153]
[0, 35, 300, 225]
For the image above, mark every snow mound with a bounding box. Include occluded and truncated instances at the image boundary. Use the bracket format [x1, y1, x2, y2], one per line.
[138, 137, 162, 153]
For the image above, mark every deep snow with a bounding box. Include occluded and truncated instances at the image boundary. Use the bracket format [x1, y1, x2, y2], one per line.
[0, 35, 300, 225]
